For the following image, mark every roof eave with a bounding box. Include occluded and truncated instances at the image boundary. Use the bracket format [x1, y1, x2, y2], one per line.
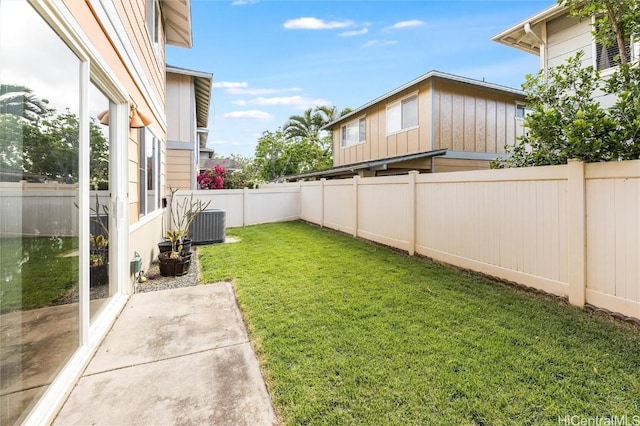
[491, 3, 567, 55]
[162, 0, 193, 48]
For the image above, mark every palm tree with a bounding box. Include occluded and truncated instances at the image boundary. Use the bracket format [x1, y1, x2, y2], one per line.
[0, 84, 49, 123]
[314, 105, 352, 128]
[283, 108, 323, 143]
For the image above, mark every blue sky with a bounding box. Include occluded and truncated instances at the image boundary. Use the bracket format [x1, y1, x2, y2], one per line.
[166, 0, 556, 158]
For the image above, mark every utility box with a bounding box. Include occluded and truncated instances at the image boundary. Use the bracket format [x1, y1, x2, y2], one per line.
[189, 209, 226, 245]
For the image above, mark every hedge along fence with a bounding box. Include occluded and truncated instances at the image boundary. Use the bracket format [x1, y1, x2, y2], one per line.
[292, 159, 639, 321]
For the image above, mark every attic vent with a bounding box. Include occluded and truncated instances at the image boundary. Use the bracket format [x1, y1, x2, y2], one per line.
[189, 209, 226, 245]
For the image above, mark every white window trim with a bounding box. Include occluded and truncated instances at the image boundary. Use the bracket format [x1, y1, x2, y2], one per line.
[341, 116, 367, 149]
[145, 0, 162, 62]
[139, 128, 162, 217]
[386, 91, 419, 136]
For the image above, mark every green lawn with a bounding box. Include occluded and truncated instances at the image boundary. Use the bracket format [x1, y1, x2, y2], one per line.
[199, 221, 640, 425]
[0, 236, 78, 313]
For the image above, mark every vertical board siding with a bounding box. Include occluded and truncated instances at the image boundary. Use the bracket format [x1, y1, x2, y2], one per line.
[585, 162, 640, 305]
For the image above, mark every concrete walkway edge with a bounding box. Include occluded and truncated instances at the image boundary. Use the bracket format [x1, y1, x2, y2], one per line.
[53, 283, 277, 425]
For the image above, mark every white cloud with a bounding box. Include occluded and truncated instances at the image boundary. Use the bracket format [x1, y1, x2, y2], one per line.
[212, 81, 248, 89]
[227, 87, 301, 96]
[246, 96, 331, 109]
[232, 99, 247, 106]
[284, 17, 353, 30]
[231, 0, 258, 5]
[223, 110, 273, 120]
[339, 28, 369, 37]
[362, 40, 398, 48]
[387, 20, 424, 30]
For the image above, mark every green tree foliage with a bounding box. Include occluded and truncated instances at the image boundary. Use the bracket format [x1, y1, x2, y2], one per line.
[253, 129, 293, 181]
[252, 105, 351, 181]
[222, 154, 262, 189]
[496, 52, 639, 168]
[562, 0, 640, 66]
[0, 85, 109, 183]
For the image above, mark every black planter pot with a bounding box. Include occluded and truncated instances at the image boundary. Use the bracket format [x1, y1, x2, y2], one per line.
[158, 238, 192, 254]
[90, 263, 108, 287]
[158, 251, 192, 277]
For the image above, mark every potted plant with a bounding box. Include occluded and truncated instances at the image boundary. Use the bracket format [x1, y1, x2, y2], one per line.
[89, 194, 109, 287]
[89, 233, 108, 286]
[157, 229, 193, 276]
[157, 188, 210, 276]
[158, 188, 211, 254]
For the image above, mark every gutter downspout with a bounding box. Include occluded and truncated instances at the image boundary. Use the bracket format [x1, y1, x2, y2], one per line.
[524, 22, 546, 78]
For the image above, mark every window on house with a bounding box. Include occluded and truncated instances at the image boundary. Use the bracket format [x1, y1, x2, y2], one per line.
[139, 128, 161, 216]
[146, 0, 161, 56]
[386, 94, 418, 135]
[341, 117, 366, 147]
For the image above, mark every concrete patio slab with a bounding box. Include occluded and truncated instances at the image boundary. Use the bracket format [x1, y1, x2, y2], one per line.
[53, 283, 277, 426]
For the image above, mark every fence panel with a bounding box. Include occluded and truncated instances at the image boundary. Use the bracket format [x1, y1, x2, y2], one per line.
[245, 188, 299, 226]
[584, 161, 640, 316]
[415, 167, 569, 296]
[357, 175, 412, 251]
[323, 180, 355, 234]
[300, 182, 322, 225]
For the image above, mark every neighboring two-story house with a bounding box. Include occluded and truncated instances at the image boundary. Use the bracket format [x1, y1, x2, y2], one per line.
[288, 71, 526, 181]
[492, 3, 640, 107]
[166, 65, 212, 190]
[0, 1, 197, 424]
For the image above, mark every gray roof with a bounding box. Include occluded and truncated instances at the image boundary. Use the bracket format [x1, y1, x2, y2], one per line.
[284, 149, 447, 181]
[321, 70, 525, 130]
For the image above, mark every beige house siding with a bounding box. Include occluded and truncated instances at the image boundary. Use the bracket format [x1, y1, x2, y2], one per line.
[166, 73, 195, 144]
[433, 80, 519, 155]
[546, 15, 592, 70]
[167, 149, 193, 189]
[333, 84, 433, 167]
[64, 0, 168, 224]
[433, 158, 492, 173]
[330, 76, 523, 173]
[115, 0, 166, 114]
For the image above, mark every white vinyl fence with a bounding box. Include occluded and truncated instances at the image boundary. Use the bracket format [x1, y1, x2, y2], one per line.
[3, 160, 638, 320]
[289, 159, 640, 321]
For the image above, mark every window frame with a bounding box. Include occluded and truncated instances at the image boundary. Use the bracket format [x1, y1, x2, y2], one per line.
[386, 92, 419, 136]
[341, 116, 367, 148]
[591, 16, 639, 72]
[145, 0, 161, 58]
[139, 127, 161, 217]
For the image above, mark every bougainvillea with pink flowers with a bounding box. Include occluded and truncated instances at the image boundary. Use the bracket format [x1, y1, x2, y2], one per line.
[197, 164, 225, 189]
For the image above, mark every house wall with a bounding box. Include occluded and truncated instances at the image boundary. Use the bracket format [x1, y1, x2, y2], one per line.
[432, 80, 521, 155]
[167, 149, 193, 189]
[332, 79, 524, 170]
[333, 82, 432, 167]
[65, 0, 168, 223]
[433, 158, 492, 173]
[546, 14, 592, 70]
[166, 72, 195, 144]
[544, 13, 617, 107]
